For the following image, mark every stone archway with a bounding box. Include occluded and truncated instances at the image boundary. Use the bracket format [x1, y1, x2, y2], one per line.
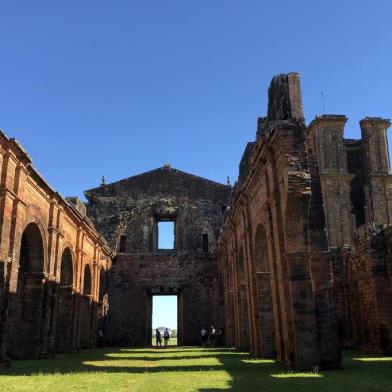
[9, 222, 46, 358]
[55, 247, 74, 352]
[254, 224, 276, 358]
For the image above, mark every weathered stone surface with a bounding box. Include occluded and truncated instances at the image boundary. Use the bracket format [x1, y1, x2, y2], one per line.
[0, 131, 113, 362]
[218, 72, 392, 371]
[333, 225, 392, 354]
[85, 167, 231, 346]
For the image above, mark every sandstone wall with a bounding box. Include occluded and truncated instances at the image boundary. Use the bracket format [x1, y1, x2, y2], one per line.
[85, 167, 230, 346]
[0, 132, 112, 363]
[218, 73, 341, 370]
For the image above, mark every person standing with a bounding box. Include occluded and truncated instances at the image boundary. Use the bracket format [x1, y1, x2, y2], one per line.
[97, 329, 104, 348]
[155, 328, 162, 348]
[163, 328, 170, 347]
[200, 327, 207, 346]
[210, 325, 216, 346]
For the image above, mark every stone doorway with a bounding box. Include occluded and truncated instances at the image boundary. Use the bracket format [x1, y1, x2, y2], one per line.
[151, 295, 178, 347]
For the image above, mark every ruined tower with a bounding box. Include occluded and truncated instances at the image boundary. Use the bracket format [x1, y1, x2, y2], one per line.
[218, 73, 341, 370]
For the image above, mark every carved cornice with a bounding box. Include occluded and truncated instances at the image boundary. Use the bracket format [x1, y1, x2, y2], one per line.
[0, 188, 28, 206]
[48, 226, 65, 238]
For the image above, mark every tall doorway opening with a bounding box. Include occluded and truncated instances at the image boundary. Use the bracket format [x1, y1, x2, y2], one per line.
[152, 295, 178, 347]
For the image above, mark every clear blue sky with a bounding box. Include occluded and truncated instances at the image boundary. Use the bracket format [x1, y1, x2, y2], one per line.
[158, 222, 174, 249]
[0, 1, 391, 201]
[153, 295, 177, 330]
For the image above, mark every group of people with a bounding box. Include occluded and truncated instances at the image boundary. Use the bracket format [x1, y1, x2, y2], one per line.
[100, 325, 222, 349]
[155, 328, 171, 347]
[200, 325, 220, 347]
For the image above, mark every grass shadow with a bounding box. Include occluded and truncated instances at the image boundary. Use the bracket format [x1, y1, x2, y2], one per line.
[0, 347, 391, 391]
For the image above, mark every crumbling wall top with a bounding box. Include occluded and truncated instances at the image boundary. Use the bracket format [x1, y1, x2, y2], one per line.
[267, 72, 304, 122]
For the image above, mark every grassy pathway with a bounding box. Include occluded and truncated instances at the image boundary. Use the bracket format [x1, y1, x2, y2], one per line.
[0, 347, 391, 391]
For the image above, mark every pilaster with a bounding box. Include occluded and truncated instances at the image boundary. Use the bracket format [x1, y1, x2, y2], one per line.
[360, 117, 392, 225]
[308, 115, 354, 247]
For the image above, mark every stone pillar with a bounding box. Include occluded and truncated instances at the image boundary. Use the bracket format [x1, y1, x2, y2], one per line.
[91, 261, 99, 347]
[241, 208, 258, 357]
[42, 203, 62, 358]
[46, 283, 59, 355]
[286, 253, 320, 369]
[73, 241, 84, 351]
[0, 259, 11, 367]
[39, 279, 57, 358]
[70, 290, 78, 351]
[230, 244, 241, 348]
[360, 117, 392, 225]
[307, 115, 354, 247]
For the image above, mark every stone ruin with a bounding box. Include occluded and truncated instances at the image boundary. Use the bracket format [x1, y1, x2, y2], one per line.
[0, 72, 391, 370]
[218, 73, 392, 369]
[84, 168, 230, 346]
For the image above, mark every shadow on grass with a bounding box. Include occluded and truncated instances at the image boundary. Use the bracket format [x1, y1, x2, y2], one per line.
[0, 349, 245, 376]
[121, 348, 222, 354]
[0, 348, 391, 391]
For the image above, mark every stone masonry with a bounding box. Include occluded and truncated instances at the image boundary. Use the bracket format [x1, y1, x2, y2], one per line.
[0, 131, 113, 364]
[218, 73, 340, 370]
[85, 167, 230, 346]
[218, 72, 392, 370]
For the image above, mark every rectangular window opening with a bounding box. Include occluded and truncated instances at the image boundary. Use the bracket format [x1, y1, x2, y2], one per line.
[158, 221, 175, 250]
[152, 295, 178, 347]
[119, 235, 127, 253]
[202, 233, 209, 253]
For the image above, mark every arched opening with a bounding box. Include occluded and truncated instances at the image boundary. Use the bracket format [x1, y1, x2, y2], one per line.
[237, 247, 250, 351]
[254, 224, 276, 358]
[9, 222, 46, 358]
[55, 247, 74, 352]
[79, 264, 93, 348]
[83, 264, 92, 295]
[60, 248, 73, 286]
[83, 264, 91, 295]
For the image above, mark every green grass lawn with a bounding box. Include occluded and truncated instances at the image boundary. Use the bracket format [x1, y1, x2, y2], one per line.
[0, 347, 391, 392]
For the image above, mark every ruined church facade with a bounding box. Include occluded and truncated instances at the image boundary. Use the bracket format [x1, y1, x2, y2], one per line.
[84, 168, 230, 346]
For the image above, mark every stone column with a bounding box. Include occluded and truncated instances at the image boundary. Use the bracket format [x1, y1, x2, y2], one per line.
[0, 259, 12, 367]
[70, 290, 78, 351]
[243, 206, 258, 357]
[46, 283, 59, 355]
[73, 240, 84, 351]
[39, 279, 57, 358]
[90, 260, 100, 347]
[307, 115, 354, 247]
[360, 117, 392, 225]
